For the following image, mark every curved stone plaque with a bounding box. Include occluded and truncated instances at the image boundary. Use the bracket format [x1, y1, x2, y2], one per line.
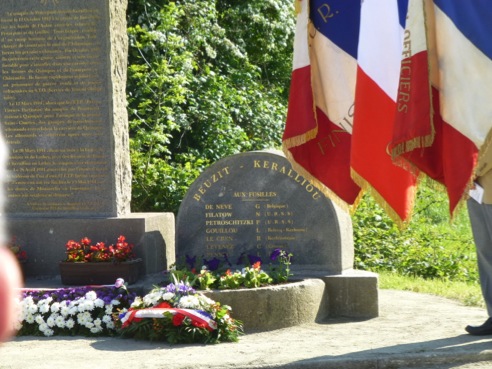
[176, 150, 354, 276]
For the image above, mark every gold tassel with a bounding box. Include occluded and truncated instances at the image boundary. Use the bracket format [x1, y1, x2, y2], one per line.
[294, 0, 302, 15]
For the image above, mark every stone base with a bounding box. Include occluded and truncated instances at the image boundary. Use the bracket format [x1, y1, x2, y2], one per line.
[202, 270, 378, 333]
[5, 212, 175, 279]
[205, 279, 327, 333]
[321, 269, 379, 319]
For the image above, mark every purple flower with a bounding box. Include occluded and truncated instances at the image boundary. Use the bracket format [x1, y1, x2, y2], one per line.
[247, 254, 262, 265]
[270, 248, 283, 261]
[203, 257, 221, 271]
[165, 281, 195, 295]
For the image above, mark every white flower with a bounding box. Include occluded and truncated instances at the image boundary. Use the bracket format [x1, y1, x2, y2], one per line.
[83, 300, 95, 311]
[25, 314, 35, 324]
[106, 321, 115, 330]
[102, 315, 112, 324]
[85, 322, 94, 329]
[77, 312, 91, 325]
[85, 291, 97, 301]
[55, 316, 66, 328]
[46, 315, 56, 328]
[43, 328, 54, 337]
[50, 302, 61, 313]
[177, 295, 200, 309]
[68, 306, 78, 316]
[110, 300, 120, 306]
[38, 323, 48, 332]
[39, 297, 53, 305]
[60, 305, 70, 317]
[161, 292, 174, 302]
[90, 326, 103, 334]
[65, 318, 75, 329]
[94, 298, 105, 308]
[105, 305, 114, 315]
[93, 318, 102, 327]
[39, 304, 50, 314]
[35, 315, 45, 325]
[27, 302, 38, 315]
[130, 297, 143, 308]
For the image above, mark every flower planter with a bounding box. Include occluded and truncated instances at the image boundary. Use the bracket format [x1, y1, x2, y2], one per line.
[204, 279, 327, 332]
[59, 259, 143, 285]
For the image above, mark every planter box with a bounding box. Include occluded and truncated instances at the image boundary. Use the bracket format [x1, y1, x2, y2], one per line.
[204, 279, 327, 333]
[59, 259, 143, 285]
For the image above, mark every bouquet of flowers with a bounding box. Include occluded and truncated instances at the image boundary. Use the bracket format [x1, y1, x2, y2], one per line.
[117, 279, 243, 344]
[15, 279, 136, 337]
[64, 235, 136, 263]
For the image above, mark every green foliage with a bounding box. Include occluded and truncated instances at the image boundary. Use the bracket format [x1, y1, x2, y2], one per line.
[170, 248, 293, 290]
[353, 180, 478, 283]
[127, 0, 294, 213]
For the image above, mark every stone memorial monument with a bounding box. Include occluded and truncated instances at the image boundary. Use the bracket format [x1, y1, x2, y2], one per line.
[177, 150, 378, 318]
[0, 0, 175, 278]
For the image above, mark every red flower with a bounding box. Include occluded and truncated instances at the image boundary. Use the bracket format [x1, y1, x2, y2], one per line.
[80, 237, 91, 246]
[64, 235, 135, 263]
[253, 261, 261, 270]
[191, 320, 207, 329]
[172, 313, 185, 326]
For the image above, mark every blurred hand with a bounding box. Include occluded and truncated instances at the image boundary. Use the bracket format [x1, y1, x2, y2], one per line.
[0, 247, 22, 342]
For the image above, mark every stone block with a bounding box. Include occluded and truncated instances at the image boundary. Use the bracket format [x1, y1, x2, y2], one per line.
[6, 212, 175, 278]
[321, 269, 379, 319]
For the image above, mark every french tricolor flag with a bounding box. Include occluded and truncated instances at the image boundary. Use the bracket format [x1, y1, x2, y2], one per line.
[429, 1, 492, 212]
[282, 0, 362, 210]
[390, 1, 490, 216]
[351, 0, 418, 223]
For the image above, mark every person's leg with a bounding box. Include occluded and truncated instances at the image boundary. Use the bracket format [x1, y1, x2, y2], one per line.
[466, 199, 492, 335]
[468, 199, 492, 314]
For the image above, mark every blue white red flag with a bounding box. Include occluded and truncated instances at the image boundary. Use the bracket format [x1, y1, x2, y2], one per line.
[120, 302, 218, 331]
[282, 0, 362, 210]
[389, 0, 492, 215]
[351, 0, 418, 223]
[428, 1, 492, 211]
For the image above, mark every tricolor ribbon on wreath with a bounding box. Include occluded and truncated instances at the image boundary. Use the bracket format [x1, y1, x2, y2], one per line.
[119, 302, 218, 331]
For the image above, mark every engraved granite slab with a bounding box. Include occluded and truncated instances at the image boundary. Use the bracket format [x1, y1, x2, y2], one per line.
[0, 0, 131, 217]
[176, 150, 354, 275]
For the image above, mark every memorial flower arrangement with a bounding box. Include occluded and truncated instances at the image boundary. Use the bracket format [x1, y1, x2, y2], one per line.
[8, 236, 28, 263]
[170, 248, 293, 290]
[64, 235, 136, 263]
[15, 279, 136, 337]
[117, 278, 243, 344]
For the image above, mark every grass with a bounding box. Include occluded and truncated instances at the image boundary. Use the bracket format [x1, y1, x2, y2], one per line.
[378, 270, 485, 308]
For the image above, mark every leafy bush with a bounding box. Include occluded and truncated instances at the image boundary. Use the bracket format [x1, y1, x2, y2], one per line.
[126, 0, 294, 213]
[353, 181, 478, 283]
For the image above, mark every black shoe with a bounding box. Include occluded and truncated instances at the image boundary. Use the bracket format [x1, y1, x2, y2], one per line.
[465, 317, 492, 336]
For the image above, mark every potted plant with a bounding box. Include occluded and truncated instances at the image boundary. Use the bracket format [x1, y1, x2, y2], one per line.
[59, 235, 143, 285]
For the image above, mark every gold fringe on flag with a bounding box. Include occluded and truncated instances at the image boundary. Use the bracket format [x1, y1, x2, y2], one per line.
[294, 0, 302, 15]
[282, 146, 361, 215]
[281, 126, 318, 150]
[350, 168, 417, 229]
